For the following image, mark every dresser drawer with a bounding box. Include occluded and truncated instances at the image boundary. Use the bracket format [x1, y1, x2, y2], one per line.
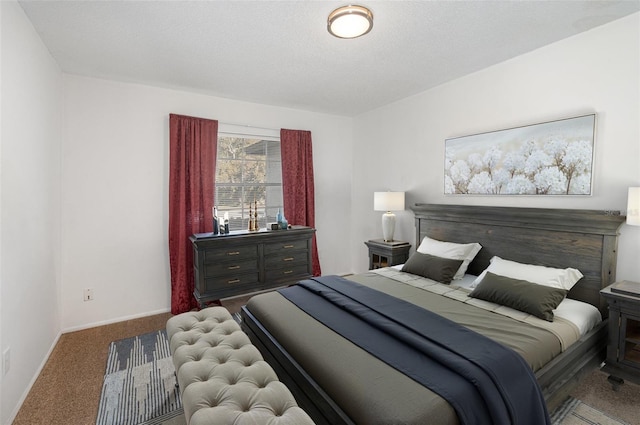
[203, 245, 258, 264]
[264, 238, 309, 255]
[204, 258, 259, 278]
[264, 250, 309, 268]
[265, 263, 311, 283]
[205, 272, 260, 292]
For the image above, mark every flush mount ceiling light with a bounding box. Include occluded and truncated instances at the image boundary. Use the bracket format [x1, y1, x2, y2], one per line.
[327, 5, 373, 39]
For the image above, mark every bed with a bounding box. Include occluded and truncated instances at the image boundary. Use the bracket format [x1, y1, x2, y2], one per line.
[240, 204, 625, 425]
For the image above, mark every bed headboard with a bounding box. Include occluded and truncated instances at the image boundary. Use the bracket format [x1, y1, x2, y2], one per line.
[411, 204, 625, 317]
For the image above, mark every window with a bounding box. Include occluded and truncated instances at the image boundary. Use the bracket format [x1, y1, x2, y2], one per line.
[215, 133, 283, 231]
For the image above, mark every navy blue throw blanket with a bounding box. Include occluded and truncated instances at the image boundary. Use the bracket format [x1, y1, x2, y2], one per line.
[279, 276, 550, 425]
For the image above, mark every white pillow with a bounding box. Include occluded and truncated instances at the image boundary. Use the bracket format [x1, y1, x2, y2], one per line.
[416, 236, 482, 280]
[470, 256, 583, 291]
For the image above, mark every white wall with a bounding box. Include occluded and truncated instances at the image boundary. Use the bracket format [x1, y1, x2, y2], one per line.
[352, 13, 640, 281]
[0, 1, 63, 423]
[61, 76, 353, 330]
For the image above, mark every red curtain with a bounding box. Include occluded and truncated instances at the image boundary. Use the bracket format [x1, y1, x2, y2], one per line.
[280, 129, 321, 276]
[169, 114, 217, 314]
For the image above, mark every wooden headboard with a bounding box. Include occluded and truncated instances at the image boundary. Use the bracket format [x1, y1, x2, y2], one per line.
[411, 204, 625, 317]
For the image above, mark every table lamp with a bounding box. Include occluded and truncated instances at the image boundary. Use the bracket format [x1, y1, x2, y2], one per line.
[374, 192, 405, 242]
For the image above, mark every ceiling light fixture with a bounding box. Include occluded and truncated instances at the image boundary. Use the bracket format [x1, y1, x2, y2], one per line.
[327, 5, 373, 39]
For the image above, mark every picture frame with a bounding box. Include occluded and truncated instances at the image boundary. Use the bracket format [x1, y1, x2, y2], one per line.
[444, 114, 596, 195]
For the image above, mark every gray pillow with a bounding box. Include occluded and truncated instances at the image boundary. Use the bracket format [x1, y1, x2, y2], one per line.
[401, 252, 464, 284]
[469, 272, 567, 321]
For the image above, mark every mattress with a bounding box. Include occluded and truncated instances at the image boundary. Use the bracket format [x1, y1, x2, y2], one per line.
[244, 270, 585, 425]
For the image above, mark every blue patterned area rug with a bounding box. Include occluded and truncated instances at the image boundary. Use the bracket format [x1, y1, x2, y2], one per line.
[96, 330, 183, 425]
[551, 397, 629, 425]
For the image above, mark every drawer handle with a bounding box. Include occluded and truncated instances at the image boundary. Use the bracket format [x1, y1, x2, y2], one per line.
[283, 257, 294, 262]
[227, 251, 240, 256]
[283, 270, 293, 274]
[283, 244, 294, 249]
[228, 265, 240, 270]
[228, 279, 240, 284]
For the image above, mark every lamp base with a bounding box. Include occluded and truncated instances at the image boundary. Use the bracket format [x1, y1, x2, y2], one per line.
[381, 212, 396, 242]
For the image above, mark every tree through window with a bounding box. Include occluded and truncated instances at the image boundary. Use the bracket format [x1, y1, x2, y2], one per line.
[215, 135, 283, 231]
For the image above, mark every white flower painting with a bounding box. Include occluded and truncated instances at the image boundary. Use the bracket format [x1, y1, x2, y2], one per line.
[445, 114, 595, 195]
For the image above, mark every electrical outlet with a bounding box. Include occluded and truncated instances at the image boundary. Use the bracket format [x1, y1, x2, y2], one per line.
[84, 288, 94, 301]
[3, 348, 10, 376]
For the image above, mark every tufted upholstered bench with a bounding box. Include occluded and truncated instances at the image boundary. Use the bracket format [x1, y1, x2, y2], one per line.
[166, 306, 315, 425]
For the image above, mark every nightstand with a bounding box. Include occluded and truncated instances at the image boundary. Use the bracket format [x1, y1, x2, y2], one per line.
[600, 281, 640, 390]
[364, 239, 411, 270]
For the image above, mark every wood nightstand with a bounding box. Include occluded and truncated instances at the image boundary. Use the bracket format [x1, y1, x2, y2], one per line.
[600, 281, 640, 390]
[364, 239, 411, 270]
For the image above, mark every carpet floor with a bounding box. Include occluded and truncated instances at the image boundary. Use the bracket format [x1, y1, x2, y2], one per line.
[12, 293, 640, 425]
[570, 368, 639, 425]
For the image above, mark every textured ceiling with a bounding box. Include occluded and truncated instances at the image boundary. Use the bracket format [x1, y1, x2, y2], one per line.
[18, 0, 640, 117]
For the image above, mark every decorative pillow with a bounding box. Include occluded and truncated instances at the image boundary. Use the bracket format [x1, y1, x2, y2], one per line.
[417, 236, 482, 280]
[469, 272, 567, 321]
[401, 252, 464, 284]
[470, 256, 583, 291]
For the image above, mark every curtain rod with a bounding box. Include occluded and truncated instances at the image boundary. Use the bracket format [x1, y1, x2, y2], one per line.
[219, 122, 280, 132]
[219, 131, 281, 140]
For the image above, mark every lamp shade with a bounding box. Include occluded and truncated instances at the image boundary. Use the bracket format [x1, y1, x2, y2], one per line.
[327, 5, 373, 39]
[627, 187, 640, 226]
[374, 192, 405, 212]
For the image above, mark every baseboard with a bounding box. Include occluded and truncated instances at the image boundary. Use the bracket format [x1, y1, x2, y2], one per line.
[4, 330, 62, 425]
[61, 307, 171, 333]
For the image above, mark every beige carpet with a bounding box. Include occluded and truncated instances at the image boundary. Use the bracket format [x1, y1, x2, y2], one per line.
[11, 297, 248, 425]
[12, 312, 173, 425]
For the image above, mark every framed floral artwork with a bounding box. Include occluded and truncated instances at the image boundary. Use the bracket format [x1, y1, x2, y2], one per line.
[444, 114, 596, 195]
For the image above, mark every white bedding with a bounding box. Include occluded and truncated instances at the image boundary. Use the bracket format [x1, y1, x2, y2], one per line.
[390, 265, 601, 337]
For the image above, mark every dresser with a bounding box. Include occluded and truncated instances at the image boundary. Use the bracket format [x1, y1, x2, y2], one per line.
[190, 226, 315, 308]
